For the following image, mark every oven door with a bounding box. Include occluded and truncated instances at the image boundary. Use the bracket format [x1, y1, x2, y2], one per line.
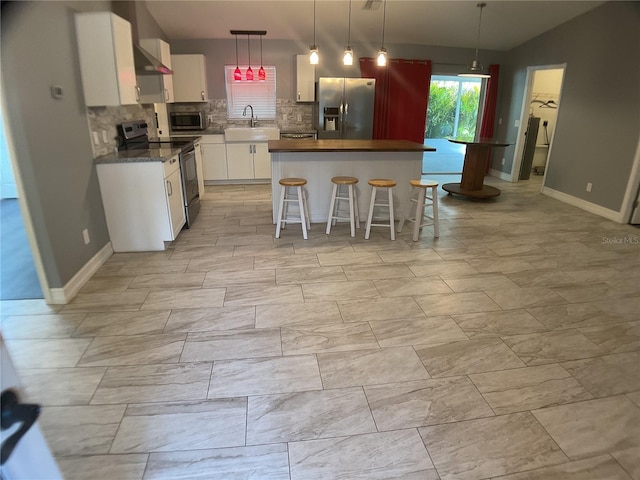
[179, 147, 200, 227]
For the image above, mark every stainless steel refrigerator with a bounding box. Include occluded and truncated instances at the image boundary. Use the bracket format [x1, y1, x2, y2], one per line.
[318, 77, 376, 139]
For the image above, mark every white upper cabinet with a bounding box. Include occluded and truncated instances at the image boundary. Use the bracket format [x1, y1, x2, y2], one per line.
[75, 12, 139, 106]
[137, 38, 174, 103]
[171, 54, 209, 102]
[296, 54, 315, 102]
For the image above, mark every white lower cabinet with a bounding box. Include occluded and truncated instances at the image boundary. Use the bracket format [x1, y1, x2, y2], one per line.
[226, 143, 255, 180]
[226, 142, 271, 180]
[200, 135, 228, 182]
[253, 143, 271, 179]
[97, 155, 185, 251]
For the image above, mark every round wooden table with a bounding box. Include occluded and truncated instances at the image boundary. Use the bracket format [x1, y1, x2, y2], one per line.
[442, 138, 511, 199]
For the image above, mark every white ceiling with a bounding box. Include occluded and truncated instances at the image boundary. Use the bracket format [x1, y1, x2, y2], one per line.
[145, 0, 604, 52]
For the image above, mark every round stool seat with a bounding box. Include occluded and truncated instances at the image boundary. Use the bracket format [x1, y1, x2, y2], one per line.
[368, 179, 396, 188]
[279, 177, 307, 187]
[331, 176, 359, 185]
[410, 179, 439, 188]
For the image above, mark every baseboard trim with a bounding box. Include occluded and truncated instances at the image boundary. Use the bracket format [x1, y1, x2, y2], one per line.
[48, 242, 113, 304]
[489, 169, 512, 181]
[541, 187, 624, 223]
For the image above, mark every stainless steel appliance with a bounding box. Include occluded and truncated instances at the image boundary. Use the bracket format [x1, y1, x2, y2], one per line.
[280, 131, 317, 140]
[317, 77, 376, 140]
[117, 120, 201, 227]
[170, 111, 205, 130]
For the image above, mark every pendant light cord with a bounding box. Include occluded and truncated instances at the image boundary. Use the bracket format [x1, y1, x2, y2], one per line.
[474, 3, 486, 60]
[247, 34, 251, 66]
[235, 34, 239, 67]
[260, 35, 263, 66]
[313, 0, 316, 45]
[347, 0, 352, 45]
[381, 0, 387, 48]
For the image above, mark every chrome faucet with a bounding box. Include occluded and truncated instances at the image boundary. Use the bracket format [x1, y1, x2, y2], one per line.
[242, 104, 257, 127]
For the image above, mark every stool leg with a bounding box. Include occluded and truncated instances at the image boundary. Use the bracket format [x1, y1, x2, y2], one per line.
[275, 185, 286, 238]
[365, 186, 377, 240]
[297, 186, 308, 240]
[397, 187, 413, 233]
[432, 186, 439, 238]
[348, 184, 355, 237]
[302, 187, 311, 232]
[326, 183, 338, 235]
[388, 187, 395, 241]
[413, 187, 426, 242]
[353, 186, 360, 229]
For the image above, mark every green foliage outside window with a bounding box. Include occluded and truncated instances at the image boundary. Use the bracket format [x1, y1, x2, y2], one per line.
[426, 81, 480, 141]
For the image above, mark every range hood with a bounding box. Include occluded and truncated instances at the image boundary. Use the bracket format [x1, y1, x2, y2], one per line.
[112, 1, 172, 75]
[134, 44, 172, 75]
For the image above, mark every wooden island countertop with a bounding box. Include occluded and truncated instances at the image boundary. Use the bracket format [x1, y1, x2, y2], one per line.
[268, 139, 436, 153]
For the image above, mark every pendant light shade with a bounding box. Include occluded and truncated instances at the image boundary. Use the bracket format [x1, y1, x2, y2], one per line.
[258, 35, 266, 81]
[343, 0, 353, 66]
[309, 0, 319, 64]
[233, 34, 242, 81]
[459, 2, 491, 78]
[377, 0, 387, 67]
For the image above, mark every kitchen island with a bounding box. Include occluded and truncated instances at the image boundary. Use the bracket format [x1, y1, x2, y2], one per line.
[268, 140, 435, 223]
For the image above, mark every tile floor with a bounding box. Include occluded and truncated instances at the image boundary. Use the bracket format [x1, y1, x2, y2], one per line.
[2, 175, 640, 480]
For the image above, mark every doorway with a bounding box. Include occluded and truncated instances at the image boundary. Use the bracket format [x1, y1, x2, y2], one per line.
[423, 75, 483, 175]
[512, 65, 565, 185]
[0, 108, 45, 300]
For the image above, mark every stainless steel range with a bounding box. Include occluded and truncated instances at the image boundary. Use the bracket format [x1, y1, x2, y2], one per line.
[117, 120, 200, 227]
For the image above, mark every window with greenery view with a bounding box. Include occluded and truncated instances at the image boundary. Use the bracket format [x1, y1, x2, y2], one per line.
[426, 77, 481, 141]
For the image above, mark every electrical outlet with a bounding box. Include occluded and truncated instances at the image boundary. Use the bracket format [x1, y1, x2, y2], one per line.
[296, 114, 302, 122]
[282, 113, 287, 121]
[586, 182, 593, 192]
[207, 114, 214, 123]
[498, 118, 502, 125]
[501, 157, 505, 165]
[514, 120, 520, 128]
[101, 130, 108, 143]
[82, 228, 90, 245]
[92, 131, 100, 146]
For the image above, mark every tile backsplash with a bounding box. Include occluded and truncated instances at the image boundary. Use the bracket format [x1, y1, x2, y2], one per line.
[87, 99, 316, 158]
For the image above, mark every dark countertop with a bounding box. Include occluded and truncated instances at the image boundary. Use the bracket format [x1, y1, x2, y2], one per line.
[268, 139, 436, 153]
[95, 146, 182, 164]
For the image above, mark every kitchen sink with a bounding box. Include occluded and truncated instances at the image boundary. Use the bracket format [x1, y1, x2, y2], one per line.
[224, 127, 280, 142]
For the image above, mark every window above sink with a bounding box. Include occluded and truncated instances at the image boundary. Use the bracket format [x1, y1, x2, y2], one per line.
[225, 66, 276, 121]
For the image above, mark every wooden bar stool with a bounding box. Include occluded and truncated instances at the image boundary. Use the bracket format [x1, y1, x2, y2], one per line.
[275, 177, 310, 240]
[326, 176, 360, 237]
[365, 179, 396, 241]
[398, 179, 440, 241]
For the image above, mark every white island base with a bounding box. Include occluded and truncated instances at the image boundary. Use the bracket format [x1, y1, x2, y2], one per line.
[269, 145, 429, 224]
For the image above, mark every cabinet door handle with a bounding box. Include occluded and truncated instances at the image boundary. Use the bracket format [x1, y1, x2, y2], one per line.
[297, 91, 301, 101]
[135, 85, 141, 102]
[167, 180, 173, 196]
[201, 91, 205, 100]
[164, 89, 169, 102]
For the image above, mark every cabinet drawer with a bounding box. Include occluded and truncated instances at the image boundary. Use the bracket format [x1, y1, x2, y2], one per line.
[163, 154, 180, 177]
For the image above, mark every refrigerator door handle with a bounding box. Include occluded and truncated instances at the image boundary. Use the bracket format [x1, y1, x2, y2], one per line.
[343, 102, 348, 136]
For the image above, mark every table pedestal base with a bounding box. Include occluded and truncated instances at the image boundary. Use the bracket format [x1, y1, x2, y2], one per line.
[442, 183, 501, 198]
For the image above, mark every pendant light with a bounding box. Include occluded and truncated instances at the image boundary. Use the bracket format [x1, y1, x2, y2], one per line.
[376, 0, 387, 66]
[309, 0, 319, 65]
[459, 2, 491, 78]
[245, 34, 254, 81]
[258, 35, 266, 81]
[233, 34, 242, 81]
[343, 0, 354, 66]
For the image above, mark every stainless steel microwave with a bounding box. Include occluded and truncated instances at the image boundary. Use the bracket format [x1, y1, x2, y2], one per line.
[170, 111, 205, 130]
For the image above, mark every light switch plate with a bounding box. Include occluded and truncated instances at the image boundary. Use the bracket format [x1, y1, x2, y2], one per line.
[92, 131, 100, 146]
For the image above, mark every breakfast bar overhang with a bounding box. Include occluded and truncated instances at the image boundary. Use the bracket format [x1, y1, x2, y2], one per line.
[268, 139, 436, 224]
